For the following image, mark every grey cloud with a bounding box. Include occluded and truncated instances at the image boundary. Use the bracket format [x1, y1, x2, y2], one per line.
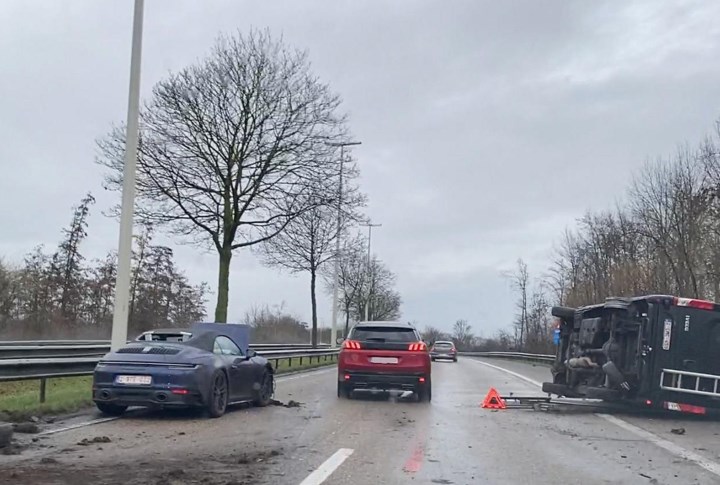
[2, 1, 720, 335]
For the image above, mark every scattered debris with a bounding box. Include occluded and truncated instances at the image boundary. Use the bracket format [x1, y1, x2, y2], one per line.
[13, 422, 40, 434]
[269, 399, 302, 408]
[30, 416, 40, 423]
[178, 432, 186, 436]
[77, 436, 112, 446]
[237, 448, 283, 465]
[431, 480, 454, 484]
[670, 428, 686, 435]
[40, 457, 59, 465]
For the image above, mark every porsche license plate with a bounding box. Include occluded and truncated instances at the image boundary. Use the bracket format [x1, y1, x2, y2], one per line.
[115, 375, 152, 385]
[370, 357, 399, 364]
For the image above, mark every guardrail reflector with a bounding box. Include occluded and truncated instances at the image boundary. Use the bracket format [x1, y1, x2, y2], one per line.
[481, 388, 506, 409]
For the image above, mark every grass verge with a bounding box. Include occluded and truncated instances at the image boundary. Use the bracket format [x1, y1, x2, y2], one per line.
[0, 356, 336, 419]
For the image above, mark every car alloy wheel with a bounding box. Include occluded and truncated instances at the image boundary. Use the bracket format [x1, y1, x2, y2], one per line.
[208, 371, 228, 418]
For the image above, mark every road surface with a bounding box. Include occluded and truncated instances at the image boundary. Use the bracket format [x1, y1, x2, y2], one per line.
[2, 359, 720, 484]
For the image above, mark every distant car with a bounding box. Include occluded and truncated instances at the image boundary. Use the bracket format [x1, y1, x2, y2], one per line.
[430, 341, 457, 362]
[337, 321, 431, 402]
[92, 323, 275, 418]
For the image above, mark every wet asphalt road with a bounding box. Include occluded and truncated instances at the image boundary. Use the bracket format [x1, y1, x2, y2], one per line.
[3, 359, 720, 484]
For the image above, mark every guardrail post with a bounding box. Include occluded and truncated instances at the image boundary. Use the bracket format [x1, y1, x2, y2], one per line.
[39, 378, 47, 403]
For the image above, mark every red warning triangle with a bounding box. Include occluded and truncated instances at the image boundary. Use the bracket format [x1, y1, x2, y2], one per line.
[481, 388, 506, 409]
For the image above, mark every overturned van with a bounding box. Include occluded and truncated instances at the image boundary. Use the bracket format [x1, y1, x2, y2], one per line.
[543, 294, 720, 414]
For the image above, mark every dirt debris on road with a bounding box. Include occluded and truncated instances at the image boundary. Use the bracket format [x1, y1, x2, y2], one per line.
[77, 436, 112, 446]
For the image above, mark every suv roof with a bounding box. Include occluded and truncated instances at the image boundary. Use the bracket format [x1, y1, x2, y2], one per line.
[355, 321, 413, 328]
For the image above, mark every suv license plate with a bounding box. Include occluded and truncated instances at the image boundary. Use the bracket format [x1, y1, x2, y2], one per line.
[370, 357, 399, 364]
[115, 375, 152, 385]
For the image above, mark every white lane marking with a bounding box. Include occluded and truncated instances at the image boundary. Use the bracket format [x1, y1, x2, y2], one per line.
[598, 414, 720, 477]
[40, 366, 334, 436]
[39, 416, 120, 436]
[299, 448, 354, 485]
[469, 359, 543, 387]
[469, 358, 720, 478]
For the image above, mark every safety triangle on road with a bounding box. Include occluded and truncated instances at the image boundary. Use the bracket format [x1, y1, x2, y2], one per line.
[481, 387, 506, 409]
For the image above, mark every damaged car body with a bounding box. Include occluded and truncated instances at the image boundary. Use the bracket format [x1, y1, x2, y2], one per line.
[543, 294, 720, 415]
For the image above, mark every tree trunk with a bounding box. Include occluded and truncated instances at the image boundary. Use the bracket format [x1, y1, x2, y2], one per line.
[310, 269, 318, 348]
[344, 311, 350, 337]
[214, 247, 232, 323]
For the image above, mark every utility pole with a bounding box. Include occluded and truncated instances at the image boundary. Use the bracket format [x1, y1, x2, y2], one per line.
[360, 222, 381, 322]
[326, 141, 361, 346]
[111, 0, 144, 351]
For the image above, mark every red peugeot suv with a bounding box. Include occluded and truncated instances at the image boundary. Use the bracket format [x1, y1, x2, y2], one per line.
[337, 321, 431, 401]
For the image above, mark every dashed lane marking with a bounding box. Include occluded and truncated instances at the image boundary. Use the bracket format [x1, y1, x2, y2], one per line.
[299, 448, 354, 485]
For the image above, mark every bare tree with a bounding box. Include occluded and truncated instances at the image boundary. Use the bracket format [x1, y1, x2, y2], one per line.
[98, 29, 347, 322]
[323, 237, 402, 328]
[451, 319, 474, 350]
[258, 167, 365, 347]
[506, 258, 529, 349]
[421, 325, 447, 344]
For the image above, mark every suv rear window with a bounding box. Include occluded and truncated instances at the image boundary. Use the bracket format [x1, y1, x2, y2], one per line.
[351, 326, 417, 342]
[433, 342, 453, 349]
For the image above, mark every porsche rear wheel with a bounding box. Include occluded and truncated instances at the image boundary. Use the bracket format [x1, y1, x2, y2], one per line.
[96, 402, 127, 416]
[207, 371, 228, 418]
[253, 370, 274, 407]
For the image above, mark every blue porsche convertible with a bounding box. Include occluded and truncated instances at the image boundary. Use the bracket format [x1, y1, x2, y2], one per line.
[92, 323, 274, 418]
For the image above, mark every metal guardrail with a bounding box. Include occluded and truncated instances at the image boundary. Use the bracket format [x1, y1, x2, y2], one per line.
[0, 348, 339, 382]
[0, 341, 331, 360]
[458, 351, 555, 364]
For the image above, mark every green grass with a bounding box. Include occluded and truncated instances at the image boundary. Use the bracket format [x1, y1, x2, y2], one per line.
[0, 356, 336, 418]
[0, 376, 94, 419]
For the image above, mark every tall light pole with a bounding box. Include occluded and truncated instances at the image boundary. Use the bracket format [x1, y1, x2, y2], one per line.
[326, 140, 361, 346]
[111, 0, 144, 351]
[360, 222, 381, 321]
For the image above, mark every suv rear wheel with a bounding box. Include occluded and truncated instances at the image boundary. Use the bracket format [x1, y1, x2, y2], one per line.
[337, 381, 351, 399]
[417, 378, 432, 402]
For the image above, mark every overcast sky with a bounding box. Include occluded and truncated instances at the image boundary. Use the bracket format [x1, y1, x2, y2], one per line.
[2, 1, 720, 337]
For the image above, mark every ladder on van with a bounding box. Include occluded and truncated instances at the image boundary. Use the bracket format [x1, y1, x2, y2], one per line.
[660, 368, 720, 398]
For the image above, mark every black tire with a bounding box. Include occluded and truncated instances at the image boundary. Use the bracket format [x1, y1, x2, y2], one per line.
[253, 370, 274, 407]
[96, 402, 127, 416]
[207, 371, 228, 418]
[418, 379, 432, 402]
[431, 357, 436, 362]
[453, 358, 458, 363]
[337, 381, 351, 399]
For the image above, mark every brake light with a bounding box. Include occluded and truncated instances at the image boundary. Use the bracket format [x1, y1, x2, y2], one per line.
[419, 377, 426, 383]
[408, 342, 427, 351]
[342, 340, 361, 350]
[674, 297, 716, 310]
[171, 389, 189, 395]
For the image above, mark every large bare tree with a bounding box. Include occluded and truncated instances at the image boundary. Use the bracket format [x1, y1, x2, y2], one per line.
[98, 29, 347, 322]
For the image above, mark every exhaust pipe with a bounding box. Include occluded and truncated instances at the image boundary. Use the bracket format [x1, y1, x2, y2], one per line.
[155, 392, 168, 402]
[98, 390, 111, 400]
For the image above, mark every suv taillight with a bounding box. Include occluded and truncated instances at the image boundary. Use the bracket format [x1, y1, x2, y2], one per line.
[342, 340, 361, 350]
[408, 342, 428, 351]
